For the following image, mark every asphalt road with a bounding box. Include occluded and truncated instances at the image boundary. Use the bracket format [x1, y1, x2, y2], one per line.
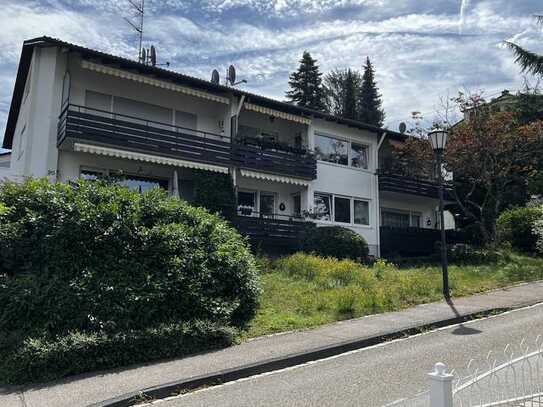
[152, 303, 543, 407]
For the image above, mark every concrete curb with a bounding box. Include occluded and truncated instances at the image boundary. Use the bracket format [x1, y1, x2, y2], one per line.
[89, 302, 541, 407]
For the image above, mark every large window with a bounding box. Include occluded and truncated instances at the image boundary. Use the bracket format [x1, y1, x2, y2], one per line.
[314, 134, 348, 165]
[314, 134, 369, 169]
[354, 200, 370, 225]
[381, 209, 422, 228]
[313, 193, 332, 221]
[314, 193, 370, 226]
[334, 196, 351, 223]
[79, 168, 168, 193]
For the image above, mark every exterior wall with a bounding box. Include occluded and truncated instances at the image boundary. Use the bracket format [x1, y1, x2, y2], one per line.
[10, 47, 64, 180]
[309, 119, 380, 254]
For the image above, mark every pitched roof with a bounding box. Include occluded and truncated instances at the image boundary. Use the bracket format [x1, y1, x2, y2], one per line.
[3, 36, 406, 149]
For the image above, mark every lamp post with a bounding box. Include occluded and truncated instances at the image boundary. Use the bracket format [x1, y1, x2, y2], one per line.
[428, 129, 450, 299]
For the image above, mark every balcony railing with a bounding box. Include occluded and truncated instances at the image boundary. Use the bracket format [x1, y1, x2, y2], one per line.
[377, 169, 453, 200]
[380, 226, 465, 257]
[231, 212, 314, 248]
[58, 104, 317, 180]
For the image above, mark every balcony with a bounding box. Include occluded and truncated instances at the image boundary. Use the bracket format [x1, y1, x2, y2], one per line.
[231, 212, 315, 253]
[57, 104, 317, 180]
[377, 169, 452, 200]
[380, 226, 465, 257]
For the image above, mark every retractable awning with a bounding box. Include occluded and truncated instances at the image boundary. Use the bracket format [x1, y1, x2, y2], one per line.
[243, 102, 311, 125]
[73, 142, 230, 173]
[239, 169, 310, 186]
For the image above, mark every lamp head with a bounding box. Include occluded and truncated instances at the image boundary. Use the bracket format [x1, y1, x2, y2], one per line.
[428, 129, 448, 152]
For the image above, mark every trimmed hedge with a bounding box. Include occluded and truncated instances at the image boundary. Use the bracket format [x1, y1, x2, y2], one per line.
[497, 206, 543, 253]
[302, 226, 369, 261]
[0, 322, 235, 385]
[0, 178, 260, 383]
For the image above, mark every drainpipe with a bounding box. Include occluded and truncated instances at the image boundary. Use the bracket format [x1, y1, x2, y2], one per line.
[375, 131, 387, 258]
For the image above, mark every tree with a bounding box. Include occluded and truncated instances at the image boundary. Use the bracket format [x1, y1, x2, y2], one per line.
[286, 51, 327, 111]
[324, 69, 362, 120]
[358, 57, 385, 126]
[506, 15, 543, 76]
[391, 93, 543, 244]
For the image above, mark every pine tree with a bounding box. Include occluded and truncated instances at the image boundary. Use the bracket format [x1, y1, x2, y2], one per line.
[506, 15, 543, 77]
[286, 51, 327, 111]
[358, 57, 385, 127]
[324, 69, 361, 120]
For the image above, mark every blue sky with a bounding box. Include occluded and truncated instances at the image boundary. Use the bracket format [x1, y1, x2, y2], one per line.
[1, 0, 543, 148]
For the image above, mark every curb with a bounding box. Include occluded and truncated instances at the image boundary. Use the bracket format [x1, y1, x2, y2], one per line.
[89, 302, 540, 407]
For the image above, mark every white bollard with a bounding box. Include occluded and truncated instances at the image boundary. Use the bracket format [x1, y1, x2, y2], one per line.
[428, 362, 454, 407]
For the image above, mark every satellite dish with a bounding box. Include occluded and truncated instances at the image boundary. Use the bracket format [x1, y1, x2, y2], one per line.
[399, 122, 407, 134]
[211, 69, 220, 84]
[150, 45, 157, 66]
[228, 65, 236, 85]
[141, 48, 146, 64]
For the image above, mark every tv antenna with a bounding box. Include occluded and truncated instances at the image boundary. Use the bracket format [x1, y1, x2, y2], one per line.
[225, 65, 247, 86]
[211, 69, 220, 84]
[124, 0, 145, 63]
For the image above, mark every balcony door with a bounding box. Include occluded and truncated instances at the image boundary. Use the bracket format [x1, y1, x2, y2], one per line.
[260, 192, 276, 219]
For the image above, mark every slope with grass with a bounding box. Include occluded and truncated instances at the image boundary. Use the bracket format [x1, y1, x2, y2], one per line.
[248, 252, 543, 337]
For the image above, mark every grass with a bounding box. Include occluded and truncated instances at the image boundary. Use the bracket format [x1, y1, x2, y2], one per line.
[246, 252, 543, 338]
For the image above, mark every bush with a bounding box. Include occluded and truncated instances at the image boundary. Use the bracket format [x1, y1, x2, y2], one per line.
[0, 178, 260, 382]
[497, 206, 543, 253]
[192, 169, 236, 218]
[301, 226, 369, 261]
[0, 321, 236, 384]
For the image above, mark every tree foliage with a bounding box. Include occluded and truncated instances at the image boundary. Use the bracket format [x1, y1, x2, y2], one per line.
[286, 51, 327, 111]
[505, 15, 543, 77]
[391, 93, 543, 244]
[358, 57, 385, 127]
[324, 68, 362, 120]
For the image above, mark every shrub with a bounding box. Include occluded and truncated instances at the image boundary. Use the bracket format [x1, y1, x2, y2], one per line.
[0, 321, 236, 384]
[301, 226, 369, 261]
[497, 206, 543, 253]
[192, 169, 236, 218]
[0, 178, 260, 382]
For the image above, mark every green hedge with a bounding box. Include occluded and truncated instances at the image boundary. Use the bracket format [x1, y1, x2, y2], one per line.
[0, 178, 260, 383]
[302, 226, 369, 261]
[0, 321, 235, 384]
[497, 206, 543, 253]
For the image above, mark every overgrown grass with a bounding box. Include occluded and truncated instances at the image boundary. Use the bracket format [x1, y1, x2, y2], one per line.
[247, 252, 543, 337]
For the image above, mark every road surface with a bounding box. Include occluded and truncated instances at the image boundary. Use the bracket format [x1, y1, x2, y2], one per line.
[151, 303, 543, 406]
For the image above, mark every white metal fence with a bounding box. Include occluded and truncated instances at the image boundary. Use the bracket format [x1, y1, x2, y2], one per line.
[386, 337, 543, 407]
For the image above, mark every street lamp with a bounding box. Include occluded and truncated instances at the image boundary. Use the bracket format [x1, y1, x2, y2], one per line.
[428, 129, 450, 299]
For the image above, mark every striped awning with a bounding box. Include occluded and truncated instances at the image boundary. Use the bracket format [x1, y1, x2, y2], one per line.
[243, 102, 311, 125]
[81, 60, 230, 105]
[240, 169, 310, 186]
[73, 143, 230, 174]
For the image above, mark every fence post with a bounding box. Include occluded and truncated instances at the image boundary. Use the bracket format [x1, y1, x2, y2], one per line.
[428, 362, 454, 407]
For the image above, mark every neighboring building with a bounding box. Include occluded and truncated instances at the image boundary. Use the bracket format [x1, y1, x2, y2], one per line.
[2, 37, 456, 257]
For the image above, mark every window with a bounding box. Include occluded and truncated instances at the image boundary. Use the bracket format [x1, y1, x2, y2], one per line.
[85, 90, 112, 113]
[334, 196, 351, 223]
[119, 175, 168, 193]
[80, 168, 105, 180]
[175, 110, 197, 131]
[260, 192, 276, 218]
[351, 143, 368, 169]
[114, 96, 172, 125]
[315, 133, 370, 169]
[238, 190, 256, 215]
[315, 134, 348, 165]
[381, 209, 421, 228]
[354, 200, 369, 225]
[293, 194, 301, 217]
[313, 193, 332, 221]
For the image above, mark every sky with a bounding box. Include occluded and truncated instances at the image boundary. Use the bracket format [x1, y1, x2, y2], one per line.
[1, 0, 543, 149]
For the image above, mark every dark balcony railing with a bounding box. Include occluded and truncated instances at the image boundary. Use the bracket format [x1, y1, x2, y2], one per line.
[377, 169, 452, 200]
[380, 226, 465, 258]
[231, 213, 314, 252]
[58, 104, 233, 167]
[58, 104, 317, 180]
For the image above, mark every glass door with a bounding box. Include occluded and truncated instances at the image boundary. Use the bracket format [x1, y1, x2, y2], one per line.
[260, 192, 276, 219]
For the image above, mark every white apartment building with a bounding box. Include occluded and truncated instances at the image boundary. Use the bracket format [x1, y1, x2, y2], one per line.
[2, 37, 456, 257]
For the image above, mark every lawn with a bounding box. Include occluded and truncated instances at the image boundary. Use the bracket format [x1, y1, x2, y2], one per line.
[246, 252, 543, 337]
